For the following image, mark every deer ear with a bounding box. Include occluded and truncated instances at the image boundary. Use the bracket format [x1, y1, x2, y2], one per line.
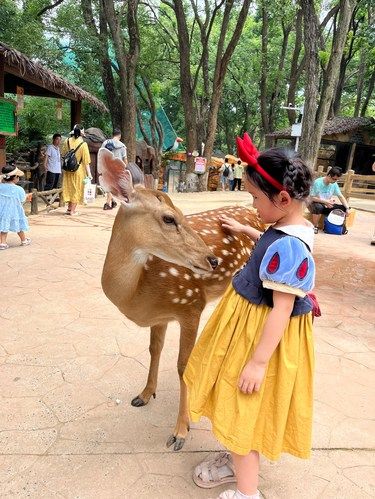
[97, 148, 134, 203]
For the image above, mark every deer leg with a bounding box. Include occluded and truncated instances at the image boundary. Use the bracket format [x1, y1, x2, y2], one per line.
[131, 323, 167, 407]
[166, 317, 200, 451]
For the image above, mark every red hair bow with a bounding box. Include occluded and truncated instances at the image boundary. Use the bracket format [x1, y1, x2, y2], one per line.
[236, 133, 284, 191]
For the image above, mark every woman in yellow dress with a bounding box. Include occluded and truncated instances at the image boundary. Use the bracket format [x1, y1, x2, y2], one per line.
[184, 134, 316, 499]
[62, 124, 91, 215]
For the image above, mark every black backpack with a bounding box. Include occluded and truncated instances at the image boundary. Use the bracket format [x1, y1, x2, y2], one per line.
[223, 165, 230, 177]
[104, 139, 116, 152]
[62, 139, 84, 172]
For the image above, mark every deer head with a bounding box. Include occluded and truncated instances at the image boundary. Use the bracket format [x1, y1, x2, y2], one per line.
[98, 148, 218, 273]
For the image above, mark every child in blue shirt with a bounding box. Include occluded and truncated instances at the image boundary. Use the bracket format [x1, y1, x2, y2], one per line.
[0, 165, 31, 250]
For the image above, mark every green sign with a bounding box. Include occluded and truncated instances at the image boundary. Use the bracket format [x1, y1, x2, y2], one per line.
[0, 98, 17, 136]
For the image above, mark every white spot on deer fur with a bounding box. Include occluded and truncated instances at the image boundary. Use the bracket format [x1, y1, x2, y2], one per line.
[194, 288, 199, 292]
[169, 267, 179, 276]
[148, 255, 154, 261]
[185, 289, 193, 297]
[225, 271, 231, 276]
[179, 285, 183, 289]
[172, 298, 180, 303]
[193, 273, 201, 279]
[212, 229, 218, 234]
[144, 264, 149, 271]
[218, 276, 224, 281]
[184, 273, 191, 280]
[159, 272, 167, 277]
[223, 238, 230, 244]
[240, 240, 244, 246]
[132, 249, 148, 264]
[233, 260, 238, 265]
[222, 250, 229, 256]
[229, 263, 234, 268]
[220, 267, 226, 273]
[233, 236, 238, 241]
[180, 299, 188, 304]
[168, 291, 174, 295]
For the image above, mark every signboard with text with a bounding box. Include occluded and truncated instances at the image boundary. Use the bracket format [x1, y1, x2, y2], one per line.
[0, 98, 17, 136]
[194, 156, 207, 174]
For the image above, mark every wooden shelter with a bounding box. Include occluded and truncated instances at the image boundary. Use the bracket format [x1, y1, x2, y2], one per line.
[0, 42, 108, 167]
[266, 117, 375, 174]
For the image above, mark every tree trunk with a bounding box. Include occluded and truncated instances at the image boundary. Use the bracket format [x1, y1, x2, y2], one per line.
[354, 46, 366, 117]
[268, 24, 291, 133]
[126, 0, 140, 162]
[259, 2, 269, 141]
[299, 0, 320, 167]
[360, 68, 375, 116]
[300, 0, 356, 168]
[287, 8, 303, 124]
[81, 0, 122, 129]
[203, 0, 251, 165]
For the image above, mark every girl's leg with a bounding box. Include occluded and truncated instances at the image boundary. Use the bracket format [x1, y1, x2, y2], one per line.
[70, 202, 77, 213]
[18, 231, 26, 242]
[231, 451, 259, 496]
[1, 232, 8, 244]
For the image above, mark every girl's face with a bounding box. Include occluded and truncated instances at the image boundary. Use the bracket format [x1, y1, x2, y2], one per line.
[244, 177, 288, 224]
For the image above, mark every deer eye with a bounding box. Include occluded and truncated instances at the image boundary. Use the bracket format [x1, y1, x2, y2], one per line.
[163, 215, 175, 225]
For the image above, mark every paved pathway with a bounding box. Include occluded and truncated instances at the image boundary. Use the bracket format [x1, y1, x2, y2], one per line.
[0, 192, 374, 498]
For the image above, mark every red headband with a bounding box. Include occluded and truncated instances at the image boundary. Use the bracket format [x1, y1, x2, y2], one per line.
[236, 133, 285, 192]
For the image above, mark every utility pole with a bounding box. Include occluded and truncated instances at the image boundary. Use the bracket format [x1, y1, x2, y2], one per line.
[280, 103, 304, 151]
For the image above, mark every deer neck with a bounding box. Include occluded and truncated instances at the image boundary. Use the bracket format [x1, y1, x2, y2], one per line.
[102, 209, 147, 305]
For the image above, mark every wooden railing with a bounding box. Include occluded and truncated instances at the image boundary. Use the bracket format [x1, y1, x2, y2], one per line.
[315, 166, 375, 201]
[30, 188, 64, 214]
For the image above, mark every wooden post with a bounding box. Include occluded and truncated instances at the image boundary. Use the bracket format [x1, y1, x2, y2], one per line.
[343, 169, 354, 201]
[346, 143, 356, 172]
[0, 53, 6, 168]
[31, 188, 38, 215]
[70, 99, 82, 130]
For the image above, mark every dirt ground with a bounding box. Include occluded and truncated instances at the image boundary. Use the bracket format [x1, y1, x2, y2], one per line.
[0, 191, 374, 498]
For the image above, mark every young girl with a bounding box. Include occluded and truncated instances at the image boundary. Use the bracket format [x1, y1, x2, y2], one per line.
[0, 165, 31, 250]
[184, 133, 315, 499]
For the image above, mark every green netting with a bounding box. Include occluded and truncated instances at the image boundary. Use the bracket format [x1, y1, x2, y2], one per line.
[136, 107, 178, 151]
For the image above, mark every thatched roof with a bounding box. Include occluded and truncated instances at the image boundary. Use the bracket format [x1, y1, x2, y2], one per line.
[0, 42, 108, 112]
[267, 117, 374, 139]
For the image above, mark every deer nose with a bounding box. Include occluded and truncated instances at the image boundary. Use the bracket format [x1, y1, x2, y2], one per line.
[207, 256, 219, 269]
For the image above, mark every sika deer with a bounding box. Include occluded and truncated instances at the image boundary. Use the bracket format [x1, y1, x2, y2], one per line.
[99, 149, 264, 450]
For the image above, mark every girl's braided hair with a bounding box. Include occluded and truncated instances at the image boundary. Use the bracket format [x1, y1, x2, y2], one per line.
[245, 148, 313, 200]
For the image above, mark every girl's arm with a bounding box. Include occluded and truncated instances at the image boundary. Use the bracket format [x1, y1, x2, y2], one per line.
[219, 214, 263, 242]
[238, 290, 295, 394]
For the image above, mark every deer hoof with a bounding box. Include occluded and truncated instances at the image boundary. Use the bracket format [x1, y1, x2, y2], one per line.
[166, 434, 185, 451]
[131, 396, 146, 407]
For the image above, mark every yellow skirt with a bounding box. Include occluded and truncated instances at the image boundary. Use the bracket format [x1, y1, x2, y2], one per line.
[183, 284, 314, 460]
[62, 164, 85, 204]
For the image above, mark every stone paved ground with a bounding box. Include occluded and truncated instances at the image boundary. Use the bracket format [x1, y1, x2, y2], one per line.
[0, 191, 374, 498]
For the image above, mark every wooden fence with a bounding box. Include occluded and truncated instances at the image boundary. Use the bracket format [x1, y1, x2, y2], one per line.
[30, 188, 64, 214]
[315, 166, 375, 201]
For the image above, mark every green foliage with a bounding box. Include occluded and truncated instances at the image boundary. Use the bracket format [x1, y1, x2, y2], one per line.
[1, 0, 374, 156]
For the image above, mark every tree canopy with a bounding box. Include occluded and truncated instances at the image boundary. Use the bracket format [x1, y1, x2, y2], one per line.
[1, 0, 374, 168]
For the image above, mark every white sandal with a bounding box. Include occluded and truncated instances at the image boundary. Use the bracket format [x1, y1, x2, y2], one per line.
[193, 452, 236, 489]
[21, 238, 31, 246]
[0, 243, 9, 250]
[217, 490, 261, 499]
[218, 491, 237, 499]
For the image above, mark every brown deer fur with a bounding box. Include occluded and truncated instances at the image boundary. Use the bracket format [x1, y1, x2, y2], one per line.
[99, 148, 264, 450]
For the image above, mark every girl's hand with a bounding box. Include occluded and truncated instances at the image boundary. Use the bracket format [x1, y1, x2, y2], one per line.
[219, 215, 245, 233]
[238, 359, 266, 394]
[26, 193, 33, 202]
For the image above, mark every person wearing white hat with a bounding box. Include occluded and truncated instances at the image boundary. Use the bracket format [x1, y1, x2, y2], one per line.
[62, 124, 92, 216]
[0, 165, 31, 250]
